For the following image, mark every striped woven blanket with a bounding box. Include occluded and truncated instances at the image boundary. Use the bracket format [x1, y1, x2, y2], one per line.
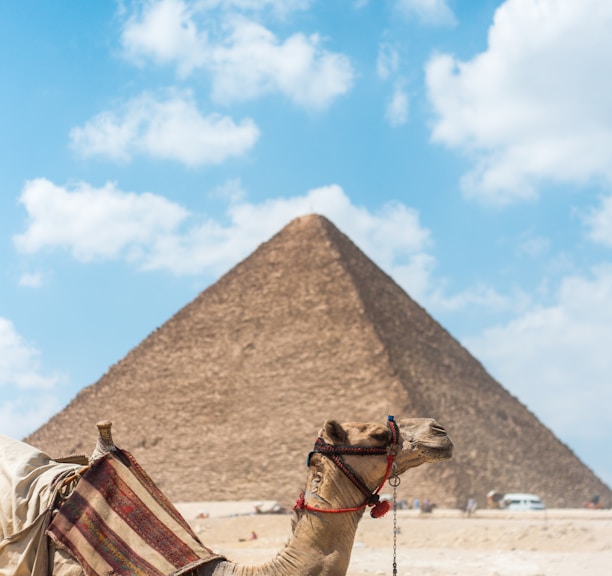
[47, 449, 224, 576]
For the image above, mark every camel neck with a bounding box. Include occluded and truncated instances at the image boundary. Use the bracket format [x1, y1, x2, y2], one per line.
[201, 510, 362, 576]
[201, 466, 366, 576]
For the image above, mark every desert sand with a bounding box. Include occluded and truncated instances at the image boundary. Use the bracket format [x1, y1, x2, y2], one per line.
[175, 502, 612, 576]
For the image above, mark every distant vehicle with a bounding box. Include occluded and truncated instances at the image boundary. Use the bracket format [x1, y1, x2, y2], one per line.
[502, 493, 545, 510]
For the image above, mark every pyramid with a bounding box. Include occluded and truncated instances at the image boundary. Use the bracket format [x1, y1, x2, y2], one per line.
[26, 215, 610, 508]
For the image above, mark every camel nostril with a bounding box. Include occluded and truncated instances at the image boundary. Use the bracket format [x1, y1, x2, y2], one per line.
[430, 424, 447, 436]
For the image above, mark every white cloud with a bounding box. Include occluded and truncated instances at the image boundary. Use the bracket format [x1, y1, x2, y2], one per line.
[70, 91, 259, 165]
[121, 1, 354, 110]
[0, 318, 59, 391]
[463, 265, 612, 441]
[395, 0, 456, 26]
[583, 194, 612, 247]
[14, 179, 189, 261]
[208, 19, 354, 109]
[385, 82, 409, 127]
[13, 178, 436, 298]
[426, 0, 612, 204]
[121, 0, 208, 77]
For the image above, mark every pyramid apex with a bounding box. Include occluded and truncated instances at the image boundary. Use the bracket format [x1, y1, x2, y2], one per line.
[286, 213, 332, 228]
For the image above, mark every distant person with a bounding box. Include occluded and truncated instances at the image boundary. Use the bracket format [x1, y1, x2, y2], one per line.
[421, 499, 433, 513]
[465, 497, 477, 517]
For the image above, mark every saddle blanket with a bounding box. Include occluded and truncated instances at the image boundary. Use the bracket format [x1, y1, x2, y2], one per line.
[47, 448, 224, 576]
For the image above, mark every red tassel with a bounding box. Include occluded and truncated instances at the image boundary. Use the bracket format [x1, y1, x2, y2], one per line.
[293, 493, 306, 511]
[370, 500, 391, 518]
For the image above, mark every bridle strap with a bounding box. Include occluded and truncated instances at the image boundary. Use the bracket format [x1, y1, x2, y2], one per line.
[295, 415, 401, 518]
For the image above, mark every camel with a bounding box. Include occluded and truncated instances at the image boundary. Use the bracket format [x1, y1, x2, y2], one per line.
[1, 416, 453, 576]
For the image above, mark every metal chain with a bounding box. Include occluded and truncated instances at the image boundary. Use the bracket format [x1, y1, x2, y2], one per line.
[389, 471, 401, 576]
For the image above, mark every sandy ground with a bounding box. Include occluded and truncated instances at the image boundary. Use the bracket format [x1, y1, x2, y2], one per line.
[175, 502, 612, 576]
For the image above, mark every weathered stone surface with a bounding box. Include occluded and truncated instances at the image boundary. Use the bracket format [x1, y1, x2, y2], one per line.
[25, 215, 611, 508]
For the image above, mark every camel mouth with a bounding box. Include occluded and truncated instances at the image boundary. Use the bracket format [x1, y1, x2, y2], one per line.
[420, 442, 454, 461]
[420, 432, 454, 460]
[397, 418, 454, 462]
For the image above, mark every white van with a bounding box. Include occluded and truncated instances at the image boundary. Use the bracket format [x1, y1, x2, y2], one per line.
[502, 493, 545, 510]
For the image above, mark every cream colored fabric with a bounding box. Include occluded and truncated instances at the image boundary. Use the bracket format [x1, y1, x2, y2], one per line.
[0, 434, 79, 576]
[49, 545, 84, 576]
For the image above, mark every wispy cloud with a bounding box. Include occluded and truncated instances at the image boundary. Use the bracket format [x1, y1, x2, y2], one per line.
[0, 395, 63, 440]
[377, 43, 408, 126]
[428, 283, 511, 313]
[463, 264, 612, 441]
[385, 82, 409, 127]
[376, 42, 399, 80]
[583, 193, 612, 247]
[394, 0, 456, 26]
[0, 318, 60, 390]
[517, 231, 551, 258]
[70, 90, 259, 165]
[18, 272, 43, 288]
[0, 317, 64, 438]
[426, 0, 612, 204]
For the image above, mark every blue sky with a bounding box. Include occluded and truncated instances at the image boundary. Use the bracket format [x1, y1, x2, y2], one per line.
[1, 0, 611, 490]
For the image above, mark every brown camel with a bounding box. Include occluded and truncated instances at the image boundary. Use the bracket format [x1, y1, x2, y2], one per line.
[2, 417, 453, 576]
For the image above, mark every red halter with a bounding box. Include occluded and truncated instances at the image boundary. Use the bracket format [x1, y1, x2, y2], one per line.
[294, 415, 401, 518]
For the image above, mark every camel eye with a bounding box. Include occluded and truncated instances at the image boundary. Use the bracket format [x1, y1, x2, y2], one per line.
[371, 430, 390, 444]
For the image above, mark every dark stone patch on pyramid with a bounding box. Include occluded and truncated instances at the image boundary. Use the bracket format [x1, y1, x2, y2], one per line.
[26, 214, 611, 508]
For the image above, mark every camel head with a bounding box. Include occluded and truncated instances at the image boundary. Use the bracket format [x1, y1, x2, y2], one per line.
[297, 416, 453, 518]
[392, 417, 454, 472]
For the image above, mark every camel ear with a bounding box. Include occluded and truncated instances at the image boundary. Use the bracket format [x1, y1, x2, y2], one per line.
[321, 420, 347, 444]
